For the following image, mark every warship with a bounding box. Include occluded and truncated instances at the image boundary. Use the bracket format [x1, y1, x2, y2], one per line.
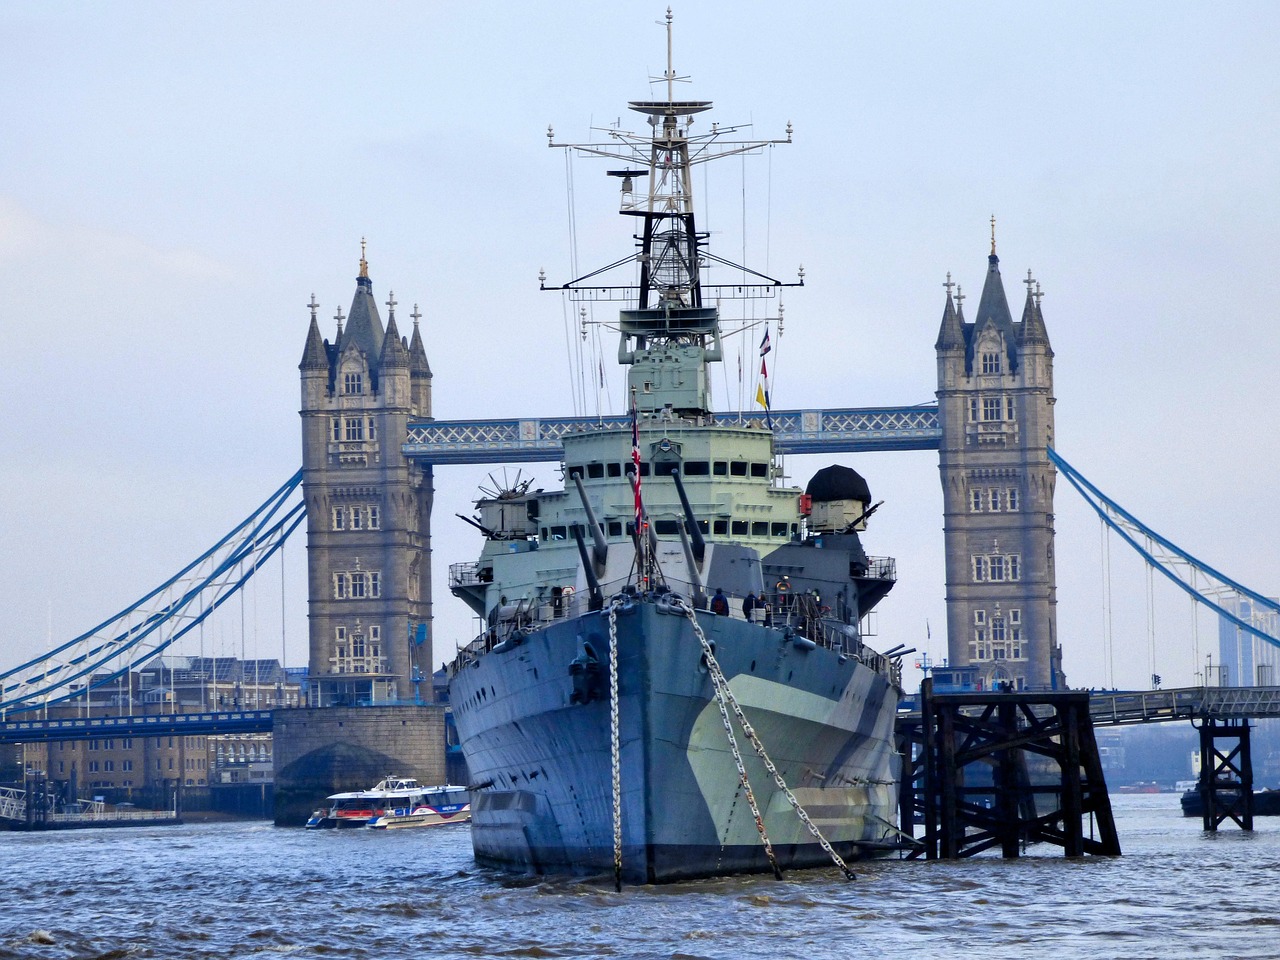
[447, 15, 904, 884]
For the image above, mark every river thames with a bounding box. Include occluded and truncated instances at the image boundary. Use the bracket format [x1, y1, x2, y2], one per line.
[1, 795, 1277, 959]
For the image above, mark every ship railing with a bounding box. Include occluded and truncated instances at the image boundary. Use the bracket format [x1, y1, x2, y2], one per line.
[863, 556, 897, 581]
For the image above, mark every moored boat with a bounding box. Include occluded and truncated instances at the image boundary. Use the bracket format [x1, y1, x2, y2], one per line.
[446, 14, 905, 884]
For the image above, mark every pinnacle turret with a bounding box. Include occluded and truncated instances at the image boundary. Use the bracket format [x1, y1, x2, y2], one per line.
[408, 303, 432, 378]
[935, 272, 965, 351]
[300, 294, 328, 371]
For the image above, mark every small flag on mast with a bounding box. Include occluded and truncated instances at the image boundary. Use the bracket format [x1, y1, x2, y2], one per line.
[759, 326, 772, 357]
[755, 357, 771, 411]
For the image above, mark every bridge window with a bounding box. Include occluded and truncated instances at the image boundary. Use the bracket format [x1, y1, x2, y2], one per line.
[750, 463, 769, 478]
[731, 520, 748, 536]
[607, 521, 622, 536]
[972, 556, 988, 581]
[713, 462, 728, 476]
[713, 520, 728, 535]
[367, 417, 377, 441]
[654, 520, 679, 535]
[730, 462, 748, 477]
[607, 463, 622, 477]
[333, 571, 382, 599]
[968, 399, 979, 422]
[981, 352, 1001, 375]
[982, 397, 1002, 422]
[772, 523, 789, 537]
[1007, 488, 1019, 511]
[752, 522, 769, 536]
[684, 461, 710, 476]
[332, 507, 346, 530]
[1006, 397, 1015, 421]
[587, 463, 605, 479]
[970, 490, 983, 511]
[344, 417, 365, 442]
[344, 372, 363, 395]
[331, 418, 342, 442]
[989, 490, 1003, 511]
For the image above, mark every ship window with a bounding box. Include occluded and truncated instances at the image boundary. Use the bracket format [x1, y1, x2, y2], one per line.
[713, 462, 728, 476]
[731, 520, 748, 535]
[654, 520, 679, 535]
[751, 522, 768, 536]
[653, 461, 678, 477]
[684, 461, 710, 476]
[587, 463, 604, 479]
[791, 524, 799, 537]
[750, 463, 768, 478]
[771, 523, 788, 536]
[607, 463, 622, 477]
[730, 462, 748, 477]
[567, 466, 584, 479]
[713, 520, 728, 535]
[540, 527, 548, 539]
[643, 381, 653, 393]
[550, 526, 567, 540]
[697, 520, 709, 533]
[607, 521, 622, 537]
[639, 463, 650, 477]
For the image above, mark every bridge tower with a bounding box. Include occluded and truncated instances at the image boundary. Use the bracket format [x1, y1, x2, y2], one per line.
[298, 249, 434, 706]
[935, 233, 1065, 691]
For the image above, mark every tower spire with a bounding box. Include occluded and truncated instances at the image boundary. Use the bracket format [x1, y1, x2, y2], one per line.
[359, 237, 369, 279]
[990, 214, 997, 256]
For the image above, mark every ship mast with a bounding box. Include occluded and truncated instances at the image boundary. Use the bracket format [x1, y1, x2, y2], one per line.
[545, 10, 798, 419]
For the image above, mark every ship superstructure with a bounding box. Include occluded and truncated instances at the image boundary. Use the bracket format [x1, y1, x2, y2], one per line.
[448, 13, 904, 884]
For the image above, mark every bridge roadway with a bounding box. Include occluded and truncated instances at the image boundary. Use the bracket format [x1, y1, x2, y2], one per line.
[402, 405, 943, 464]
[0, 709, 274, 745]
[4, 685, 1276, 746]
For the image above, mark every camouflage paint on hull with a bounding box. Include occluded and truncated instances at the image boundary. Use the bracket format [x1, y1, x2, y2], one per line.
[449, 598, 901, 883]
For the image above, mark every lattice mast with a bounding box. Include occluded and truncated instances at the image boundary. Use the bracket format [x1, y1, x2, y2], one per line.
[545, 9, 798, 419]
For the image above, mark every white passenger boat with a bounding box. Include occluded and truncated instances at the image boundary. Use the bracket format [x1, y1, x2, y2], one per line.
[305, 777, 470, 829]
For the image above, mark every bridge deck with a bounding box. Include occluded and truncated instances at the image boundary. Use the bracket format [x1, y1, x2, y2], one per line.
[0, 709, 275, 744]
[403, 406, 941, 464]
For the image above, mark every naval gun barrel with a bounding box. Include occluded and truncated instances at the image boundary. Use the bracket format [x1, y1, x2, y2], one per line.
[569, 525, 605, 612]
[669, 469, 706, 566]
[570, 473, 609, 571]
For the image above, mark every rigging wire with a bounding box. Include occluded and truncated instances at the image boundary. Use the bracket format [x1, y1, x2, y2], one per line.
[562, 148, 582, 415]
[1100, 517, 1114, 689]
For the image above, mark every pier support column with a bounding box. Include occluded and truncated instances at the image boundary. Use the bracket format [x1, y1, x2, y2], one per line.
[1197, 718, 1253, 832]
[902, 685, 1120, 859]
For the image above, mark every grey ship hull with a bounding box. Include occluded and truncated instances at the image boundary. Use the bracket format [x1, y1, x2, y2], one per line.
[450, 598, 901, 883]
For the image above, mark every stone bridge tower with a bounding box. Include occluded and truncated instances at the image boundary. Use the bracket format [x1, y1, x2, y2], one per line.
[935, 234, 1065, 691]
[298, 249, 434, 706]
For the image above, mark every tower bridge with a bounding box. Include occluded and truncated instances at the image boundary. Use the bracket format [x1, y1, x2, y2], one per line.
[5, 243, 1280, 838]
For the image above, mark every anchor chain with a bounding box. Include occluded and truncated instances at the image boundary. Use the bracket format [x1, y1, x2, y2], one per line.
[607, 600, 624, 892]
[674, 595, 857, 881]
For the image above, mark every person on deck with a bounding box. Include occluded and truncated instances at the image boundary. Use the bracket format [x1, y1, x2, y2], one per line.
[710, 588, 730, 616]
[743, 591, 758, 622]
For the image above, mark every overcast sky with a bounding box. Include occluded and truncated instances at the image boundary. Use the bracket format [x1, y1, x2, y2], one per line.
[3, 2, 1277, 692]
